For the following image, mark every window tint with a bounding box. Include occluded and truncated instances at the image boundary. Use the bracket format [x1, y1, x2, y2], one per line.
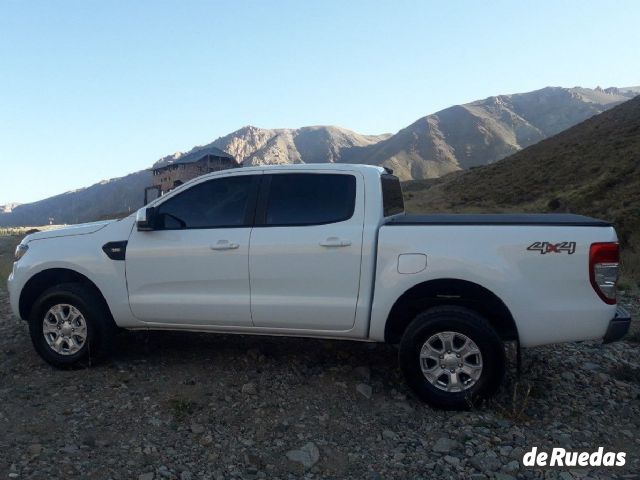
[265, 173, 356, 226]
[381, 174, 404, 216]
[156, 175, 254, 229]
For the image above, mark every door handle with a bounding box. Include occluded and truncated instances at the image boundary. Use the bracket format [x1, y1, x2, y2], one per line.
[319, 237, 352, 247]
[210, 240, 240, 250]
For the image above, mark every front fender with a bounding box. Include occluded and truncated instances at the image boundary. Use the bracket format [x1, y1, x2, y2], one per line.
[10, 217, 142, 328]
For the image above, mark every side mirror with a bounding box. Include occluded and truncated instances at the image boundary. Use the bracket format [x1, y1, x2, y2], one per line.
[136, 207, 157, 231]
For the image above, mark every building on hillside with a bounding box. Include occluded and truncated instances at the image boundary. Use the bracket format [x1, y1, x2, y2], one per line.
[145, 146, 239, 203]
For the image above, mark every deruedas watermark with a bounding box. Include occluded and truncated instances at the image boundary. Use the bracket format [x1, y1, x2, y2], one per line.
[523, 447, 626, 467]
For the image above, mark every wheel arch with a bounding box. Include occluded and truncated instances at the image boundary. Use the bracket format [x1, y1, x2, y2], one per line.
[19, 268, 115, 325]
[385, 278, 518, 344]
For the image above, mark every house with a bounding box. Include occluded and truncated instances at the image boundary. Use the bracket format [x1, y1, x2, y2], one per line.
[151, 146, 239, 196]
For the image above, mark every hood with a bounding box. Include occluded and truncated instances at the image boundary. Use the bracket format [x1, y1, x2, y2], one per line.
[24, 220, 116, 242]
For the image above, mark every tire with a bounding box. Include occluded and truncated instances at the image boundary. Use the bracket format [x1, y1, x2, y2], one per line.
[28, 282, 116, 368]
[399, 306, 505, 410]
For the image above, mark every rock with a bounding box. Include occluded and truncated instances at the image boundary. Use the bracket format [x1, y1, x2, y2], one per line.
[582, 362, 601, 371]
[432, 436, 459, 454]
[499, 445, 513, 456]
[382, 430, 397, 441]
[190, 423, 205, 434]
[354, 366, 371, 381]
[470, 453, 501, 472]
[393, 452, 405, 462]
[180, 472, 192, 480]
[242, 382, 258, 395]
[496, 419, 512, 428]
[502, 460, 519, 473]
[444, 455, 460, 466]
[61, 445, 79, 454]
[494, 474, 517, 480]
[356, 383, 372, 399]
[559, 473, 573, 480]
[245, 453, 262, 467]
[149, 417, 162, 427]
[286, 442, 320, 469]
[28, 444, 42, 455]
[246, 348, 260, 359]
[395, 401, 414, 413]
[561, 372, 576, 382]
[552, 432, 572, 447]
[138, 473, 154, 480]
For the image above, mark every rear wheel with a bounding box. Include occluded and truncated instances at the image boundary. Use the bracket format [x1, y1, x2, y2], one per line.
[28, 283, 116, 367]
[399, 306, 505, 409]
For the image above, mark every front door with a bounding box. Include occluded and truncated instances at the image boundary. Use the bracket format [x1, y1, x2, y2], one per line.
[126, 172, 260, 326]
[249, 171, 365, 331]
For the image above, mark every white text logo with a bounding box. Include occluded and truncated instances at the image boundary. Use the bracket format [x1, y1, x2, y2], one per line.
[523, 447, 626, 467]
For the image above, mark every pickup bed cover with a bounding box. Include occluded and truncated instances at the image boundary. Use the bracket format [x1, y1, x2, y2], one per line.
[385, 213, 612, 227]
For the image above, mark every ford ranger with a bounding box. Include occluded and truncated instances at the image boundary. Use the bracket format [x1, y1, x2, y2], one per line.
[7, 164, 631, 409]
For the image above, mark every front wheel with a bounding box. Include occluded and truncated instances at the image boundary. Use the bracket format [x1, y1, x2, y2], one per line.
[399, 306, 505, 409]
[28, 283, 116, 368]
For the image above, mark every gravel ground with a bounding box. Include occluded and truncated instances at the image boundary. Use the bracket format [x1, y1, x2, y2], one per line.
[1, 287, 639, 480]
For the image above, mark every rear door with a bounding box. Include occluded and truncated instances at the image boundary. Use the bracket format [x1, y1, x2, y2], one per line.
[249, 171, 365, 330]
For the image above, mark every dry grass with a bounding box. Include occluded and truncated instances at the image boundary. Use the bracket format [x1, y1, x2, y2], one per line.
[0, 235, 23, 285]
[166, 397, 198, 420]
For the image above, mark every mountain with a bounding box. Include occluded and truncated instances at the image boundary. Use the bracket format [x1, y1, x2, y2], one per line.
[403, 95, 640, 280]
[0, 203, 20, 214]
[0, 85, 636, 226]
[172, 87, 634, 181]
[0, 171, 151, 227]
[340, 86, 634, 180]
[208, 125, 390, 166]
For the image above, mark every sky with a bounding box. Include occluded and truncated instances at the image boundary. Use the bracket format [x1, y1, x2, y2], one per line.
[1, 0, 639, 205]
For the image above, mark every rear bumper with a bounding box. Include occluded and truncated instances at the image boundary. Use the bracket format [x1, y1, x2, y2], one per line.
[603, 306, 631, 343]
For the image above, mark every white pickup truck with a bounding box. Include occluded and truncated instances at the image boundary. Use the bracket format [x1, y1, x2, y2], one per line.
[7, 164, 631, 409]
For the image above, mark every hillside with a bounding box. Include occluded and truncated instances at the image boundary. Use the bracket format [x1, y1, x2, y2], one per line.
[0, 171, 151, 226]
[404, 95, 640, 280]
[0, 85, 635, 226]
[343, 86, 633, 179]
[210, 125, 390, 166]
[187, 86, 634, 180]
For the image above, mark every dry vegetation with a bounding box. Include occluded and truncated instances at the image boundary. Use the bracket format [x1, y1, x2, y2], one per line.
[0, 232, 27, 282]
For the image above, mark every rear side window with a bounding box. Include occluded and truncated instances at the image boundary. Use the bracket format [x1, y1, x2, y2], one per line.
[156, 175, 255, 229]
[381, 174, 404, 216]
[264, 173, 356, 226]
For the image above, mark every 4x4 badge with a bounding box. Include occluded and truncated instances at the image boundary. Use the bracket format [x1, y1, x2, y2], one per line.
[527, 241, 576, 254]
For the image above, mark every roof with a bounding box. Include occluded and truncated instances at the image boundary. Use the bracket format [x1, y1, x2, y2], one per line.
[229, 163, 388, 175]
[152, 145, 234, 170]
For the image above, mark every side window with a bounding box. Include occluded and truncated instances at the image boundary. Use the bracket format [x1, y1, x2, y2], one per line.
[264, 173, 356, 226]
[381, 174, 404, 216]
[156, 175, 255, 229]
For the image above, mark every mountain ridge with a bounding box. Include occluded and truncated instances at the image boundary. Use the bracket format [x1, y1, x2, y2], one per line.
[1, 85, 636, 226]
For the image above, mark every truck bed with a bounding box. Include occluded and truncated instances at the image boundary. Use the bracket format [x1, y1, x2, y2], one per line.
[385, 213, 611, 227]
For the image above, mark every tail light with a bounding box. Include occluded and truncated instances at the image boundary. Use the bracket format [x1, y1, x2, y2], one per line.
[589, 242, 619, 304]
